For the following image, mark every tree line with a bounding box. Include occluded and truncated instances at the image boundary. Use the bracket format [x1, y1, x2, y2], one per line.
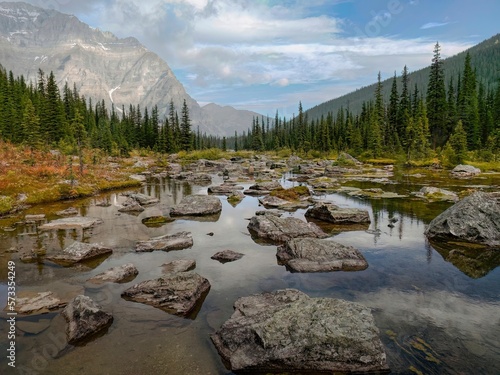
[237, 43, 500, 163]
[0, 67, 204, 156]
[1, 42, 499, 165]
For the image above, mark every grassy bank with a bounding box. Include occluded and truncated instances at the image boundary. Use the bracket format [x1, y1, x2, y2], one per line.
[0, 142, 143, 215]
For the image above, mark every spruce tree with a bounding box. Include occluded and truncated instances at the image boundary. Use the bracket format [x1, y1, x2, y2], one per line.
[426, 42, 447, 149]
[180, 99, 192, 151]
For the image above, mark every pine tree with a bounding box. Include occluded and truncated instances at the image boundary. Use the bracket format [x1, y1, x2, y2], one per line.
[388, 72, 399, 148]
[180, 99, 192, 151]
[21, 98, 41, 154]
[445, 120, 468, 165]
[458, 52, 480, 149]
[426, 42, 447, 149]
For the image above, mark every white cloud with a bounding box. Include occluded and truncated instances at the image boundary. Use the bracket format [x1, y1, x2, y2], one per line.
[22, 0, 474, 113]
[420, 21, 450, 30]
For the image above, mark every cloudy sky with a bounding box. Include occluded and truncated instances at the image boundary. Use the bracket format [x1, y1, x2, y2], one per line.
[22, 0, 500, 116]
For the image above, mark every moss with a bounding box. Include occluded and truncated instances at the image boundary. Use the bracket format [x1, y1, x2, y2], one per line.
[270, 186, 310, 201]
[0, 196, 14, 215]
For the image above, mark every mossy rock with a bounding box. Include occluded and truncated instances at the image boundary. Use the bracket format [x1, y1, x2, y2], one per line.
[270, 186, 310, 201]
[141, 216, 174, 227]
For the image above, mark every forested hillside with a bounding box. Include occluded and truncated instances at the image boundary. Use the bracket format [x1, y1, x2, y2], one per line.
[237, 41, 500, 164]
[307, 34, 500, 122]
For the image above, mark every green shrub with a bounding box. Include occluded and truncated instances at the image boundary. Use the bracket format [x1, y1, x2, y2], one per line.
[0, 196, 13, 215]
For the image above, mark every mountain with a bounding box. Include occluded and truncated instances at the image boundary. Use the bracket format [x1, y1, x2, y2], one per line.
[307, 34, 500, 120]
[0, 1, 259, 136]
[200, 103, 259, 135]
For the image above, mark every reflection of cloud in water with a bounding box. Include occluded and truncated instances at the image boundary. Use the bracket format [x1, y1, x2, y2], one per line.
[357, 288, 500, 370]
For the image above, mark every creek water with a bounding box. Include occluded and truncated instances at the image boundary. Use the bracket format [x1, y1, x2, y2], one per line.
[0, 169, 499, 375]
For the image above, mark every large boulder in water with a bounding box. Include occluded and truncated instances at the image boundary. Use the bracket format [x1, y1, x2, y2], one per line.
[135, 231, 193, 252]
[425, 192, 500, 247]
[277, 238, 368, 272]
[211, 289, 388, 373]
[450, 164, 481, 178]
[170, 195, 222, 216]
[305, 202, 370, 224]
[247, 212, 328, 243]
[45, 241, 113, 265]
[121, 272, 210, 317]
[61, 295, 113, 345]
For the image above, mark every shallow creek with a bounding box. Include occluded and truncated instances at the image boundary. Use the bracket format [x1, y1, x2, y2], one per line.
[1, 170, 499, 374]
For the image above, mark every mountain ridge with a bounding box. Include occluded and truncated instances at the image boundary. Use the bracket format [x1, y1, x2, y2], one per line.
[0, 1, 260, 136]
[306, 33, 500, 120]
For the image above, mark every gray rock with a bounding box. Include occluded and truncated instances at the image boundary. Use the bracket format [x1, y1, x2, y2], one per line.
[46, 241, 113, 265]
[14, 291, 67, 315]
[246, 181, 282, 193]
[170, 195, 222, 216]
[412, 186, 459, 202]
[277, 238, 368, 272]
[211, 250, 244, 263]
[425, 192, 500, 247]
[247, 212, 328, 243]
[227, 190, 245, 206]
[258, 195, 291, 208]
[451, 164, 481, 178]
[39, 217, 103, 230]
[129, 193, 159, 205]
[121, 272, 211, 317]
[61, 295, 113, 345]
[172, 172, 212, 183]
[118, 198, 145, 213]
[305, 203, 371, 224]
[135, 231, 193, 252]
[129, 174, 147, 182]
[56, 207, 79, 216]
[161, 259, 196, 273]
[208, 183, 244, 195]
[24, 214, 46, 223]
[211, 289, 388, 373]
[87, 263, 139, 284]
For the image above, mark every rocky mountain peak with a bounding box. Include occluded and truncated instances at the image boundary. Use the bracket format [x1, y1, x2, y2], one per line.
[0, 1, 261, 135]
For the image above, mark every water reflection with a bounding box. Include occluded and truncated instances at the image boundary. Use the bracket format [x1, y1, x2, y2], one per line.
[0, 173, 499, 374]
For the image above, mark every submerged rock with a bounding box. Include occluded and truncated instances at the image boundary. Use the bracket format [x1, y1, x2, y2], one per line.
[244, 181, 282, 195]
[277, 238, 368, 272]
[56, 207, 79, 217]
[61, 295, 113, 345]
[161, 259, 196, 273]
[141, 215, 174, 227]
[121, 272, 211, 317]
[46, 241, 113, 265]
[425, 191, 500, 247]
[211, 250, 244, 263]
[128, 193, 159, 205]
[135, 231, 193, 252]
[87, 263, 139, 284]
[208, 183, 244, 195]
[412, 186, 459, 202]
[211, 289, 388, 374]
[305, 202, 371, 224]
[247, 212, 328, 243]
[170, 195, 222, 216]
[118, 198, 145, 213]
[39, 217, 103, 231]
